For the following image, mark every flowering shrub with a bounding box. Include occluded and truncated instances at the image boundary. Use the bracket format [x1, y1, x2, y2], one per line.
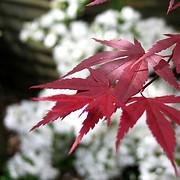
[20, 0, 88, 47]
[4, 89, 82, 179]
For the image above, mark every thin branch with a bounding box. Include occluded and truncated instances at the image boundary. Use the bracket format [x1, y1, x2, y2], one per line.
[141, 75, 159, 92]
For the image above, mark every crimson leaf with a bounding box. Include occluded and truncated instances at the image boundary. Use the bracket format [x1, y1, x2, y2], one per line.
[116, 96, 180, 174]
[87, 0, 108, 6]
[168, 0, 180, 13]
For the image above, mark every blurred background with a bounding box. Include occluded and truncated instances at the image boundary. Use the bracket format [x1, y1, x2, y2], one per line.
[0, 0, 180, 179]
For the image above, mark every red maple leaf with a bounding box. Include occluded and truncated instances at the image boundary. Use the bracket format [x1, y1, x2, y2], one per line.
[31, 68, 119, 134]
[168, 0, 180, 13]
[116, 95, 180, 175]
[87, 0, 108, 6]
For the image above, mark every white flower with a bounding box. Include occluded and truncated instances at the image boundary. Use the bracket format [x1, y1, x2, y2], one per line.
[50, 9, 66, 21]
[50, 23, 67, 35]
[44, 32, 58, 47]
[95, 10, 119, 27]
[120, 6, 140, 21]
[66, 0, 79, 18]
[20, 29, 30, 42]
[31, 30, 45, 41]
[40, 13, 54, 28]
[4, 100, 57, 179]
[8, 152, 58, 180]
[136, 18, 174, 49]
[70, 21, 89, 39]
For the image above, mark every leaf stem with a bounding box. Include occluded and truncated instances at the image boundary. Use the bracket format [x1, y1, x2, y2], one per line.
[141, 76, 159, 92]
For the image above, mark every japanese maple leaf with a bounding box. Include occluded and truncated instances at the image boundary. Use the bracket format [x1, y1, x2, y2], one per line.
[144, 34, 180, 74]
[116, 95, 180, 174]
[168, 0, 180, 13]
[31, 69, 119, 140]
[87, 0, 108, 6]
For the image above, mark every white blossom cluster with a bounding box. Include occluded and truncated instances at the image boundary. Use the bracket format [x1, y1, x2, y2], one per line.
[20, 0, 88, 47]
[53, 21, 99, 74]
[138, 134, 178, 180]
[91, 8, 174, 49]
[53, 8, 174, 75]
[4, 89, 87, 179]
[75, 120, 137, 180]
[4, 97, 58, 179]
[5, 4, 179, 180]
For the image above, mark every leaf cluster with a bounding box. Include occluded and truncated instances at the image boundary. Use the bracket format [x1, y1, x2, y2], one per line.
[31, 0, 180, 174]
